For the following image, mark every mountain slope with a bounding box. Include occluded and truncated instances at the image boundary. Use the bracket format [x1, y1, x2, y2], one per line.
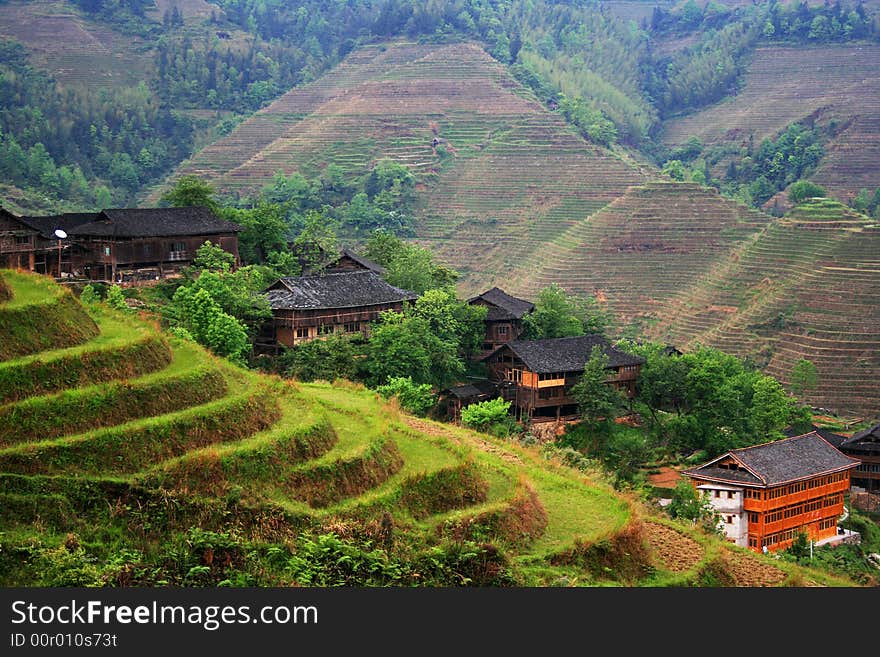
[0, 269, 859, 587]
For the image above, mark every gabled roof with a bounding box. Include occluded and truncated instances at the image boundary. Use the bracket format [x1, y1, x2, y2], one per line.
[840, 422, 880, 455]
[334, 248, 386, 274]
[53, 207, 244, 238]
[468, 287, 534, 321]
[683, 432, 860, 488]
[443, 380, 498, 399]
[19, 213, 101, 239]
[783, 424, 847, 449]
[264, 270, 418, 311]
[483, 334, 644, 373]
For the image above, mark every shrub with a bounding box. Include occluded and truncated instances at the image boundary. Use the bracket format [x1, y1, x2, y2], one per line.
[461, 397, 512, 430]
[375, 376, 436, 416]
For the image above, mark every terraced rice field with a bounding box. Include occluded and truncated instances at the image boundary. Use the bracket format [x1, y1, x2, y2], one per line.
[510, 181, 771, 327]
[662, 44, 880, 202]
[647, 199, 880, 417]
[0, 0, 153, 91]
[0, 269, 643, 585]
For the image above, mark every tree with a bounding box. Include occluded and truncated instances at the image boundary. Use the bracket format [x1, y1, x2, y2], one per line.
[788, 179, 827, 204]
[667, 480, 721, 534]
[291, 209, 338, 274]
[362, 311, 463, 389]
[790, 358, 818, 397]
[170, 286, 250, 364]
[569, 345, 627, 453]
[375, 376, 437, 416]
[161, 175, 219, 211]
[522, 283, 609, 339]
[223, 201, 290, 266]
[411, 287, 487, 360]
[278, 333, 361, 383]
[191, 240, 235, 273]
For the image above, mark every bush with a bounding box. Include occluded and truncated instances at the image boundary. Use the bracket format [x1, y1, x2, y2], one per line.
[375, 376, 436, 416]
[461, 397, 512, 430]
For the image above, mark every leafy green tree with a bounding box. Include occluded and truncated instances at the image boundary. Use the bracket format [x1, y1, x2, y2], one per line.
[362, 311, 463, 389]
[278, 333, 361, 383]
[411, 287, 487, 360]
[376, 376, 437, 416]
[291, 210, 339, 274]
[790, 358, 819, 397]
[604, 429, 650, 488]
[191, 240, 235, 273]
[222, 201, 290, 266]
[105, 285, 129, 311]
[569, 345, 627, 453]
[170, 286, 250, 364]
[667, 479, 721, 534]
[522, 283, 609, 339]
[788, 180, 827, 204]
[160, 175, 219, 211]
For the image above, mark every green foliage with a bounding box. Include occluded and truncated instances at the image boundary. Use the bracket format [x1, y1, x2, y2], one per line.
[628, 341, 805, 458]
[221, 202, 290, 267]
[291, 210, 339, 274]
[362, 310, 464, 389]
[169, 286, 250, 364]
[376, 376, 437, 416]
[569, 346, 626, 446]
[191, 240, 235, 273]
[789, 358, 819, 397]
[411, 287, 487, 360]
[788, 179, 827, 204]
[277, 333, 361, 383]
[160, 175, 219, 211]
[364, 231, 459, 295]
[460, 397, 512, 431]
[78, 284, 100, 305]
[522, 283, 609, 340]
[104, 285, 129, 311]
[284, 533, 406, 587]
[666, 480, 721, 534]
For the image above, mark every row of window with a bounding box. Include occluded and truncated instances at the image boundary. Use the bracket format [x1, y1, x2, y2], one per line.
[856, 463, 880, 474]
[296, 322, 362, 339]
[764, 472, 847, 499]
[754, 515, 839, 548]
[761, 494, 842, 524]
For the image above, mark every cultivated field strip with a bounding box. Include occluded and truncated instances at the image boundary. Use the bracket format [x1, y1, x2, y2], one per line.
[648, 200, 880, 416]
[662, 44, 880, 201]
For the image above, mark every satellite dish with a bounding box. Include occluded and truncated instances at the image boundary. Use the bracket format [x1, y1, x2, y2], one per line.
[54, 229, 67, 239]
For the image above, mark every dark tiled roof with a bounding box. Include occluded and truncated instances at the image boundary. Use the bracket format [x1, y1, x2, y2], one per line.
[443, 380, 498, 399]
[684, 432, 860, 487]
[783, 424, 847, 448]
[64, 207, 242, 238]
[336, 249, 386, 274]
[19, 213, 100, 239]
[840, 422, 880, 455]
[495, 334, 645, 374]
[265, 270, 418, 310]
[469, 287, 534, 321]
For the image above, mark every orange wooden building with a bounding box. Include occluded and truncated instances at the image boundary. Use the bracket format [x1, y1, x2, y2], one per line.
[682, 432, 860, 553]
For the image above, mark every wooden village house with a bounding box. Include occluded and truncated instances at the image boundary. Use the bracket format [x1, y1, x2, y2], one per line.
[837, 422, 880, 493]
[683, 432, 861, 553]
[481, 334, 645, 421]
[259, 269, 417, 351]
[1, 205, 242, 281]
[467, 287, 534, 354]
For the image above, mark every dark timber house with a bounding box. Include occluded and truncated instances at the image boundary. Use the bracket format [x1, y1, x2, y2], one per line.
[259, 269, 418, 351]
[468, 287, 534, 355]
[837, 422, 880, 492]
[481, 334, 645, 421]
[683, 432, 860, 553]
[0, 207, 52, 273]
[2, 206, 242, 281]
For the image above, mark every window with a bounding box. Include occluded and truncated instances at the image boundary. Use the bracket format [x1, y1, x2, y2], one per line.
[318, 324, 334, 335]
[714, 490, 720, 498]
[343, 322, 360, 333]
[103, 246, 111, 256]
[171, 242, 186, 253]
[295, 327, 309, 339]
[14, 235, 30, 245]
[727, 491, 734, 499]
[726, 516, 733, 524]
[143, 243, 152, 257]
[497, 325, 508, 336]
